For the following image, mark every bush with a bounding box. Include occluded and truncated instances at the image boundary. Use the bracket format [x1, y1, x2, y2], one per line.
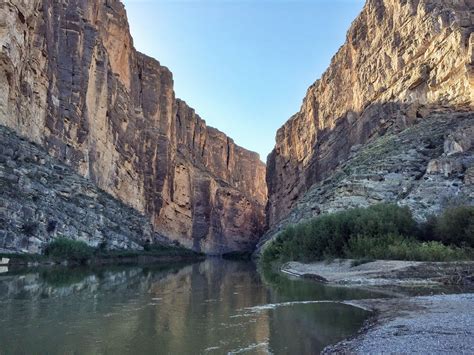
[44, 238, 94, 263]
[417, 215, 438, 242]
[21, 221, 38, 236]
[432, 206, 474, 248]
[262, 204, 417, 263]
[345, 234, 471, 262]
[46, 220, 57, 233]
[262, 204, 474, 264]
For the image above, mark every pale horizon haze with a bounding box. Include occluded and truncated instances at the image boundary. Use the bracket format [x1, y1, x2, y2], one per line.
[122, 0, 365, 161]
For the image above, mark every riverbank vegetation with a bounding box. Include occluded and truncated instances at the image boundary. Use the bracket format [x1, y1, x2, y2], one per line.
[262, 204, 474, 264]
[45, 238, 94, 263]
[1, 237, 201, 266]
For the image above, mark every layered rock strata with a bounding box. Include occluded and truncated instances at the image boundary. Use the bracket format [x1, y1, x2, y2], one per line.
[0, 0, 266, 254]
[266, 0, 473, 229]
[258, 111, 474, 251]
[0, 125, 167, 254]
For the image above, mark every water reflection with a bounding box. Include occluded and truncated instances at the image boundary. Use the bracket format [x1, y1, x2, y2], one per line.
[0, 260, 379, 354]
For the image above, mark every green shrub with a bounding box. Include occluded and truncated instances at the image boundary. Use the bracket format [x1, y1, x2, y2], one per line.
[44, 238, 94, 263]
[417, 215, 438, 242]
[262, 204, 474, 264]
[345, 234, 471, 262]
[432, 206, 474, 248]
[262, 204, 417, 263]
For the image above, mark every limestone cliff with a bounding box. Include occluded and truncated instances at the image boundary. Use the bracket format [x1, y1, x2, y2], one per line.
[0, 0, 266, 254]
[266, 0, 473, 230]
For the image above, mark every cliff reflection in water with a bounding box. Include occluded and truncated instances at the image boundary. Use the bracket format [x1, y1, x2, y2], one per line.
[0, 260, 378, 354]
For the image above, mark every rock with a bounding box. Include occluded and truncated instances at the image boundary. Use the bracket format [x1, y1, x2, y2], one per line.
[426, 158, 463, 177]
[465, 167, 474, 185]
[6, 160, 16, 169]
[0, 0, 266, 254]
[257, 113, 474, 254]
[266, 0, 473, 229]
[0, 258, 9, 265]
[0, 125, 161, 253]
[444, 126, 474, 156]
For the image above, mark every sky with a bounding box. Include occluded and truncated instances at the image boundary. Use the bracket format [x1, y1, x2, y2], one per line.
[122, 0, 365, 161]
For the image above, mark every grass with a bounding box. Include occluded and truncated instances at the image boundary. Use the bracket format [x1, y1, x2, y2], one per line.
[262, 204, 474, 264]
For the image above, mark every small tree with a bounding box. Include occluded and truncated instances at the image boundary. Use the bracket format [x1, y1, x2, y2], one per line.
[434, 206, 474, 248]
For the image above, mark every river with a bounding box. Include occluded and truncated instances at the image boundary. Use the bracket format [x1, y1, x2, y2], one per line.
[0, 259, 382, 354]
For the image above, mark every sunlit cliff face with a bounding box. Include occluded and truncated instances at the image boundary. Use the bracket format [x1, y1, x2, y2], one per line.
[0, 0, 266, 254]
[266, 0, 473, 228]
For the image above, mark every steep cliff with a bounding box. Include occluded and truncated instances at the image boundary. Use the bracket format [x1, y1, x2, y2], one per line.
[0, 0, 266, 254]
[0, 125, 169, 254]
[266, 0, 473, 230]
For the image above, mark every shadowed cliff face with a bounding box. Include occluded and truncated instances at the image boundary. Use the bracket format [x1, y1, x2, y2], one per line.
[0, 0, 266, 254]
[266, 0, 474, 228]
[258, 110, 474, 253]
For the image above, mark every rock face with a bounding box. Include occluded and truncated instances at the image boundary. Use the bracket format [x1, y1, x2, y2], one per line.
[266, 0, 473, 229]
[258, 112, 474, 252]
[0, 125, 166, 254]
[0, 0, 266, 254]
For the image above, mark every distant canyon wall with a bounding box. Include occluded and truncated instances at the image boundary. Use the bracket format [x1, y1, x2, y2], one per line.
[266, 0, 473, 228]
[0, 0, 267, 254]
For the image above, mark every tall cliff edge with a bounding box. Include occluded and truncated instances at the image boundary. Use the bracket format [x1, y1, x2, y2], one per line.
[266, 0, 473, 229]
[0, 0, 267, 254]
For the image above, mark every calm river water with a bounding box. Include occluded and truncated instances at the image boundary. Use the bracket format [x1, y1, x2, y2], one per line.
[0, 259, 381, 354]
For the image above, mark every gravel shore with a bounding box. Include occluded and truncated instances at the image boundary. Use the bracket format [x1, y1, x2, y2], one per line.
[281, 260, 474, 288]
[324, 294, 474, 354]
[281, 260, 474, 354]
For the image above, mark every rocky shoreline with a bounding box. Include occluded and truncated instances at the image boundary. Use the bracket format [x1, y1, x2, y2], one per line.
[281, 259, 474, 289]
[323, 294, 474, 354]
[281, 260, 474, 354]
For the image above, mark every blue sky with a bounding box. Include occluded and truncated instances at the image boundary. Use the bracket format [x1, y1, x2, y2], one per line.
[122, 0, 365, 161]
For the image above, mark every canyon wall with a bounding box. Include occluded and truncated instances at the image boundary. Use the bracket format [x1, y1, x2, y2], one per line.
[1, 124, 167, 254]
[0, 0, 266, 254]
[266, 0, 473, 228]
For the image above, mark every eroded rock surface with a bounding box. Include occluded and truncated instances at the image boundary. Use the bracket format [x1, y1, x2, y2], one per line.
[266, 0, 473, 229]
[258, 112, 474, 252]
[0, 125, 167, 254]
[0, 0, 266, 254]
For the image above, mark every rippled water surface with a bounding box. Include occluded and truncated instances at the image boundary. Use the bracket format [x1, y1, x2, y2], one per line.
[0, 260, 381, 354]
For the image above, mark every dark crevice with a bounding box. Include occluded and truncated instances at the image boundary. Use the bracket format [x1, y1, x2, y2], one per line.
[226, 137, 231, 169]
